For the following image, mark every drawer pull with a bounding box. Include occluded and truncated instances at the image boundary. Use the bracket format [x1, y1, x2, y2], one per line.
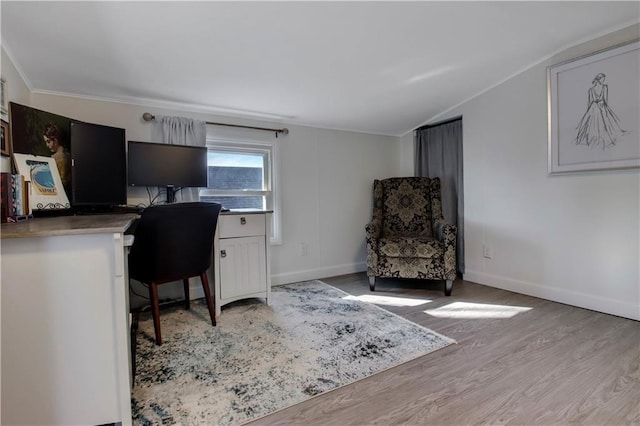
[221, 250, 227, 258]
[240, 217, 247, 225]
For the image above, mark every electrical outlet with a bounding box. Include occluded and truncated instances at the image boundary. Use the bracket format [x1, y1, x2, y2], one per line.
[300, 242, 309, 256]
[483, 245, 492, 259]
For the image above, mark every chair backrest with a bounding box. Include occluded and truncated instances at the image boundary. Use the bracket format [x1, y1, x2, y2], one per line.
[128, 202, 223, 284]
[373, 177, 443, 238]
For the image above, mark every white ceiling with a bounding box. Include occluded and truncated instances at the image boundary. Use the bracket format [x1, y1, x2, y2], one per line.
[2, 1, 638, 136]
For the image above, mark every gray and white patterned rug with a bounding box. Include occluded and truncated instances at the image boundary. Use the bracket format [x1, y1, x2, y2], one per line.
[131, 280, 455, 425]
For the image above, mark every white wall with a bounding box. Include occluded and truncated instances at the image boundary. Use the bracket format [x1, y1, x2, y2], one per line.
[9, 22, 637, 320]
[27, 91, 400, 286]
[2, 45, 400, 303]
[1, 48, 31, 173]
[267, 126, 402, 283]
[406, 25, 639, 320]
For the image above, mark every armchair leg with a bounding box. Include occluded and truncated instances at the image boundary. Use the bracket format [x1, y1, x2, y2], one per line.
[369, 276, 376, 291]
[445, 279, 453, 296]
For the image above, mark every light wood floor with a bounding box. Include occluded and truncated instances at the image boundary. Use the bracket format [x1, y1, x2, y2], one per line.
[249, 273, 640, 425]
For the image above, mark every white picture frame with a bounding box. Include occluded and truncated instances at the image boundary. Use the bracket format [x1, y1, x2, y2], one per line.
[547, 40, 639, 174]
[13, 153, 71, 210]
[0, 78, 7, 119]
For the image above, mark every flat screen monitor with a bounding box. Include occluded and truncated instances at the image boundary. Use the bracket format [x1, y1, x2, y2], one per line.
[70, 121, 127, 208]
[127, 141, 208, 202]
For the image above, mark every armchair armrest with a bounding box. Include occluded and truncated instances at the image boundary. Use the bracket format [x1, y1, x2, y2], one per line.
[365, 218, 382, 241]
[433, 218, 455, 242]
[433, 218, 457, 279]
[365, 218, 382, 277]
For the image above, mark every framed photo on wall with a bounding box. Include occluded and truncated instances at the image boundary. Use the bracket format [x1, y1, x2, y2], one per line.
[0, 78, 7, 118]
[547, 40, 639, 174]
[1, 119, 10, 156]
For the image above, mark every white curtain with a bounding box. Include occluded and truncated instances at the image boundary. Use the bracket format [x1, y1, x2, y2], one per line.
[151, 115, 207, 202]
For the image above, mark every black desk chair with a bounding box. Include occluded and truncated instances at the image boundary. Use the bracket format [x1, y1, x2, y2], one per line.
[128, 202, 223, 345]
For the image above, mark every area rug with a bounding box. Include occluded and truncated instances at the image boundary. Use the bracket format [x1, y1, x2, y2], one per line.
[131, 280, 455, 425]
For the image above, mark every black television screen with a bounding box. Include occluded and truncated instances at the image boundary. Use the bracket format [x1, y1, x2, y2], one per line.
[127, 141, 208, 190]
[70, 121, 127, 207]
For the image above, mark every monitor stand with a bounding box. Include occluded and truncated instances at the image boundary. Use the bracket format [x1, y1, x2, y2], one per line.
[166, 185, 176, 204]
[73, 205, 117, 215]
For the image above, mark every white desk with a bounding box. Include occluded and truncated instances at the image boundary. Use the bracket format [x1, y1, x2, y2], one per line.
[1, 214, 136, 426]
[0, 209, 272, 425]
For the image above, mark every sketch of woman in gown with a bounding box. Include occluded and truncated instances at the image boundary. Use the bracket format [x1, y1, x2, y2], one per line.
[575, 73, 627, 150]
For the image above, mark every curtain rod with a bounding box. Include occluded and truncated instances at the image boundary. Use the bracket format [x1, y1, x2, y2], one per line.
[415, 116, 462, 132]
[142, 112, 289, 137]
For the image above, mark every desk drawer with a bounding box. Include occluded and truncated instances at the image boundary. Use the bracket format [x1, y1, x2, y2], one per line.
[219, 214, 266, 238]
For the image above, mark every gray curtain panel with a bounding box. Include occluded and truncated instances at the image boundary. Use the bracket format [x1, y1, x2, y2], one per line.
[415, 118, 464, 274]
[151, 115, 207, 202]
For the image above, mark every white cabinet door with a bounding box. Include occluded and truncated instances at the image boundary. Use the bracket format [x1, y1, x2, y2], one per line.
[219, 235, 267, 300]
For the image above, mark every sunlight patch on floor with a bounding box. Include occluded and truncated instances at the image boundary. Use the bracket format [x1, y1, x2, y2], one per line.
[343, 294, 432, 307]
[423, 302, 532, 319]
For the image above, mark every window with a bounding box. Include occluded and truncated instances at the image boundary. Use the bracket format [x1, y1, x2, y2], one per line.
[201, 137, 281, 244]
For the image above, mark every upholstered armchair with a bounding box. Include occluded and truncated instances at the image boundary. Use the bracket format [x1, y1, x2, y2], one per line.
[366, 177, 457, 296]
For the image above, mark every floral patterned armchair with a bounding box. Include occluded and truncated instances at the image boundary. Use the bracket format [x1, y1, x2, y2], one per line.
[366, 177, 457, 296]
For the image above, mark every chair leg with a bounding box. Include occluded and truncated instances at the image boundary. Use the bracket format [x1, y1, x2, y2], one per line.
[130, 311, 139, 383]
[445, 279, 453, 296]
[200, 272, 216, 327]
[369, 276, 376, 291]
[149, 282, 162, 345]
[183, 278, 191, 310]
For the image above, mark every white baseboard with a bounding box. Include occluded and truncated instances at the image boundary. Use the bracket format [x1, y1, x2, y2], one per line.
[464, 270, 639, 321]
[271, 262, 367, 286]
[193, 265, 639, 321]
[189, 262, 367, 296]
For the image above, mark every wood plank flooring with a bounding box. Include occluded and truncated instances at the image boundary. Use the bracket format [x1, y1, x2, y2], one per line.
[249, 273, 640, 425]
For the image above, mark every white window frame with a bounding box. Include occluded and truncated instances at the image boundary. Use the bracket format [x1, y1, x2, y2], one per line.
[203, 135, 282, 245]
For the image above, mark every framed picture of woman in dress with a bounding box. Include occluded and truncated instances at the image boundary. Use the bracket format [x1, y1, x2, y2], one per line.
[547, 40, 639, 174]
